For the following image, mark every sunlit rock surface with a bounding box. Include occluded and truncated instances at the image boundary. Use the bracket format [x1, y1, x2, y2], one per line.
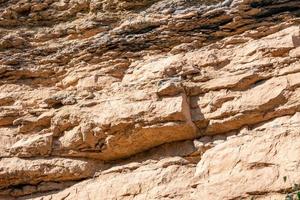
[0, 0, 299, 199]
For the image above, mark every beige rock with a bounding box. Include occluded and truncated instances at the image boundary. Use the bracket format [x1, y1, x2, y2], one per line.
[9, 133, 53, 157]
[0, 0, 299, 199]
[0, 157, 102, 189]
[20, 157, 196, 200]
[51, 93, 198, 160]
[16, 112, 300, 199]
[193, 113, 300, 200]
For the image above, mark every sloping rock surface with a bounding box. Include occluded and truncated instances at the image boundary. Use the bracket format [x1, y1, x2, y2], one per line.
[0, 0, 299, 199]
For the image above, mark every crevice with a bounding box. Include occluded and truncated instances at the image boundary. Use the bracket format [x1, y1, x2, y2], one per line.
[0, 180, 81, 198]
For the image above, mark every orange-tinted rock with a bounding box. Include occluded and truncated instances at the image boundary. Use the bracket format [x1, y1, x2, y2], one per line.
[0, 0, 299, 199]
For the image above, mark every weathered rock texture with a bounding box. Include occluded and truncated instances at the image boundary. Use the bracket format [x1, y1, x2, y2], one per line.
[0, 0, 300, 199]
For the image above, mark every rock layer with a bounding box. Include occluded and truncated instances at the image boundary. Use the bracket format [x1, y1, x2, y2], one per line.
[0, 0, 300, 199]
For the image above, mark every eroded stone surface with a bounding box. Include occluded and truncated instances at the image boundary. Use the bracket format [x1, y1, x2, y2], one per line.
[0, 0, 299, 199]
[193, 113, 300, 200]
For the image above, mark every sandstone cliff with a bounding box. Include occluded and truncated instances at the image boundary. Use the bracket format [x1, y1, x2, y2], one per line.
[0, 0, 300, 199]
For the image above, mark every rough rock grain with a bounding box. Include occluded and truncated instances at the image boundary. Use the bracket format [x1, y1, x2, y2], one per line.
[0, 0, 299, 199]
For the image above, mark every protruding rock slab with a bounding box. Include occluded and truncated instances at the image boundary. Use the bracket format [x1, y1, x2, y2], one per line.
[0, 157, 102, 189]
[193, 113, 300, 200]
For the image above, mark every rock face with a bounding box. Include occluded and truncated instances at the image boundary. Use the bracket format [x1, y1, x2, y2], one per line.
[0, 0, 299, 199]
